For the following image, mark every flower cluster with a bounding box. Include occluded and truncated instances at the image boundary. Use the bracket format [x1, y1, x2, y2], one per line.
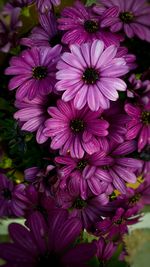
[0, 0, 150, 266]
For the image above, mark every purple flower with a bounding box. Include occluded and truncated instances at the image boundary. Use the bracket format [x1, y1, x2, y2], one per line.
[0, 173, 28, 217]
[5, 45, 62, 100]
[0, 7, 22, 53]
[137, 146, 150, 180]
[96, 0, 150, 42]
[96, 207, 140, 239]
[116, 46, 137, 70]
[4, 0, 34, 9]
[14, 94, 59, 144]
[58, 1, 123, 47]
[55, 152, 113, 199]
[127, 73, 150, 100]
[0, 210, 96, 266]
[56, 186, 109, 229]
[56, 40, 129, 111]
[44, 99, 109, 158]
[35, 0, 61, 13]
[96, 237, 116, 262]
[118, 181, 150, 211]
[21, 11, 62, 48]
[24, 185, 56, 218]
[99, 101, 129, 147]
[56, 140, 142, 196]
[125, 101, 150, 152]
[92, 141, 142, 194]
[24, 164, 58, 196]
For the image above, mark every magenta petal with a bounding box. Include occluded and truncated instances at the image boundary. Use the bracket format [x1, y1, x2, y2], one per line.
[115, 166, 137, 184]
[112, 141, 137, 156]
[0, 243, 34, 262]
[95, 169, 112, 182]
[116, 158, 143, 169]
[62, 243, 96, 266]
[87, 178, 102, 195]
[112, 172, 126, 194]
[27, 211, 47, 253]
[8, 223, 37, 254]
[138, 126, 148, 152]
[82, 138, 99, 155]
[54, 218, 81, 252]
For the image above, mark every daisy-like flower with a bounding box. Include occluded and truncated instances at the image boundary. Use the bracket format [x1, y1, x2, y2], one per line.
[3, 0, 34, 10]
[14, 93, 59, 144]
[96, 0, 150, 42]
[5, 45, 62, 100]
[24, 185, 56, 218]
[0, 7, 22, 53]
[35, 0, 61, 13]
[90, 141, 142, 194]
[24, 164, 58, 196]
[56, 40, 129, 111]
[125, 101, 150, 152]
[55, 152, 113, 199]
[98, 101, 129, 150]
[56, 186, 109, 229]
[44, 99, 109, 158]
[0, 173, 28, 217]
[118, 181, 150, 211]
[0, 210, 96, 267]
[58, 1, 123, 47]
[127, 73, 150, 100]
[21, 11, 62, 48]
[116, 46, 137, 70]
[96, 207, 140, 239]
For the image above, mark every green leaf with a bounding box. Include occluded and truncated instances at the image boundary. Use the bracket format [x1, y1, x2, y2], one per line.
[88, 256, 99, 267]
[86, 0, 97, 6]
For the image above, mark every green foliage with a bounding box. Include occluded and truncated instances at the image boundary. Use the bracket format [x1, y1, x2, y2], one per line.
[86, 0, 97, 6]
[124, 229, 150, 267]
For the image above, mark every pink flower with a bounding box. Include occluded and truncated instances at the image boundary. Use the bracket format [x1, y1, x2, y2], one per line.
[95, 0, 150, 42]
[21, 11, 62, 48]
[5, 45, 62, 100]
[0, 210, 96, 266]
[14, 94, 59, 144]
[56, 186, 109, 229]
[56, 40, 129, 111]
[0, 173, 28, 217]
[96, 207, 140, 239]
[58, 1, 123, 47]
[55, 152, 113, 199]
[44, 100, 109, 158]
[125, 101, 150, 152]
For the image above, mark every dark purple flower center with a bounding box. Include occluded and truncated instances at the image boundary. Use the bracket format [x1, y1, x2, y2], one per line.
[130, 194, 141, 204]
[37, 252, 62, 267]
[77, 159, 88, 170]
[141, 111, 150, 125]
[82, 67, 99, 84]
[114, 218, 123, 225]
[32, 66, 48, 80]
[120, 12, 134, 23]
[72, 197, 87, 209]
[2, 188, 12, 199]
[49, 34, 62, 47]
[139, 145, 150, 161]
[10, 0, 33, 8]
[0, 33, 8, 47]
[84, 20, 99, 33]
[70, 119, 85, 133]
